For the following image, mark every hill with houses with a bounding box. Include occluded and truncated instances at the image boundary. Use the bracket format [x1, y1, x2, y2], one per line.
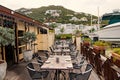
[16, 5, 98, 25]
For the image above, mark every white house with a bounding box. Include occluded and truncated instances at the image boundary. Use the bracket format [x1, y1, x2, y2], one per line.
[45, 10, 61, 17]
[54, 23, 81, 34]
[80, 17, 88, 21]
[69, 17, 80, 21]
[51, 12, 60, 17]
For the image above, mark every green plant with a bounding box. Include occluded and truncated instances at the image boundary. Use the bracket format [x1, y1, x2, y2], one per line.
[112, 48, 120, 55]
[55, 34, 72, 39]
[93, 40, 109, 47]
[49, 23, 57, 28]
[49, 30, 54, 33]
[112, 48, 120, 66]
[60, 27, 64, 34]
[22, 32, 37, 50]
[0, 27, 15, 46]
[83, 38, 91, 42]
[74, 30, 81, 37]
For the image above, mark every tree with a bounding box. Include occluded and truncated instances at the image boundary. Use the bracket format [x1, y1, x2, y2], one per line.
[0, 27, 15, 46]
[49, 23, 57, 28]
[22, 32, 37, 61]
[22, 32, 37, 50]
[74, 29, 81, 37]
[60, 27, 64, 34]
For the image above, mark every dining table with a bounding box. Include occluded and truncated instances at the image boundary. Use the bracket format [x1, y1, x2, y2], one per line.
[41, 55, 73, 80]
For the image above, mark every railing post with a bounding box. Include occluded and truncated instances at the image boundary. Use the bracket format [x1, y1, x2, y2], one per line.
[102, 59, 119, 80]
[89, 48, 95, 67]
[94, 53, 102, 75]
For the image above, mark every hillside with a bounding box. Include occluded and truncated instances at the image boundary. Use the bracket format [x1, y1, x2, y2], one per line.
[16, 5, 97, 25]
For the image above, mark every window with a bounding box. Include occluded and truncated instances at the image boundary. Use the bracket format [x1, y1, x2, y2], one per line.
[39, 28, 47, 34]
[3, 20, 14, 28]
[18, 30, 24, 37]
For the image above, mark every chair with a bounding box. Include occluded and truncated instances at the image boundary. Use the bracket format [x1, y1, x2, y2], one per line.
[27, 63, 49, 80]
[36, 56, 44, 67]
[71, 50, 79, 58]
[73, 56, 85, 69]
[44, 52, 49, 59]
[32, 53, 39, 59]
[49, 47, 55, 55]
[39, 51, 49, 60]
[69, 64, 93, 80]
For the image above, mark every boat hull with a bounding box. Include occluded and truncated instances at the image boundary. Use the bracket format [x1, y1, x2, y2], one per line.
[94, 23, 120, 42]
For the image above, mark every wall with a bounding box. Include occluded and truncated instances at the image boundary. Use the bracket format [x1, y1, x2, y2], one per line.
[37, 27, 55, 51]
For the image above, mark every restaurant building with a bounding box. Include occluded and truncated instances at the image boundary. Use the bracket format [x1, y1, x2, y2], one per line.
[0, 5, 55, 67]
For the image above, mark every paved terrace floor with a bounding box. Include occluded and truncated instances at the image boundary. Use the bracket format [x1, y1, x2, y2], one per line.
[5, 52, 101, 80]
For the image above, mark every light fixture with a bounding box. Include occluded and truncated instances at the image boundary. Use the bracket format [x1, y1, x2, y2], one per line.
[11, 11, 14, 14]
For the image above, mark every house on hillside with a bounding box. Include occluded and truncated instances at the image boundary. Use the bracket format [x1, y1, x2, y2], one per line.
[0, 5, 55, 67]
[69, 17, 80, 21]
[45, 10, 61, 17]
[80, 17, 88, 21]
[16, 8, 32, 15]
[54, 23, 81, 34]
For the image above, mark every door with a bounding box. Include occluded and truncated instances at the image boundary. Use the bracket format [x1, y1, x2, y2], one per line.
[5, 45, 15, 67]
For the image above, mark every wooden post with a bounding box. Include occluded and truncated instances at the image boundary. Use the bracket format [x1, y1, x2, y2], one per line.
[102, 59, 119, 80]
[94, 53, 102, 75]
[15, 22, 19, 63]
[2, 47, 6, 60]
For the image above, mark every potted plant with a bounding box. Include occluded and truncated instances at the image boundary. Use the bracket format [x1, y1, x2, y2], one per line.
[111, 48, 120, 67]
[0, 27, 15, 80]
[83, 38, 91, 47]
[22, 32, 37, 61]
[93, 40, 109, 55]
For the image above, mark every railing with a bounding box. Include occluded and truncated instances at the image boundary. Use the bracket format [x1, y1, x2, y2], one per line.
[81, 43, 120, 80]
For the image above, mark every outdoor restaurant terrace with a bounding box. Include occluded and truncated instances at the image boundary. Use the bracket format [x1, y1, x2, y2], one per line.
[4, 39, 120, 80]
[0, 5, 120, 80]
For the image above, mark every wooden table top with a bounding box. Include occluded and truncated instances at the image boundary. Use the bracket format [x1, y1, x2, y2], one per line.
[41, 55, 73, 70]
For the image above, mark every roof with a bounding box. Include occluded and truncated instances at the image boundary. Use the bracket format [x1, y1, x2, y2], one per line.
[0, 5, 53, 30]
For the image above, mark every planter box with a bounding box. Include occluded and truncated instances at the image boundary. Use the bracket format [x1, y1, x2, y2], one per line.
[83, 41, 90, 47]
[0, 60, 7, 80]
[111, 53, 120, 68]
[93, 46, 105, 55]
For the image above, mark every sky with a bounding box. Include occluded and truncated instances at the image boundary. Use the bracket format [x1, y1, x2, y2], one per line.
[0, 0, 120, 16]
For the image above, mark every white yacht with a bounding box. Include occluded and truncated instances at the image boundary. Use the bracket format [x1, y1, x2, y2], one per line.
[94, 22, 120, 43]
[94, 10, 120, 43]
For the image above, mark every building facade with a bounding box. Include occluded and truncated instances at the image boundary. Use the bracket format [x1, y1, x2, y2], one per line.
[0, 5, 55, 67]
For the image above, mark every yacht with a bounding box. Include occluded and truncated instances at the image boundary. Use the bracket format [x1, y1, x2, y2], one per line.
[94, 10, 120, 43]
[94, 22, 120, 43]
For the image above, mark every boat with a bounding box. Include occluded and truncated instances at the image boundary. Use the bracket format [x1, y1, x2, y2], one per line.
[94, 22, 120, 43]
[94, 10, 120, 44]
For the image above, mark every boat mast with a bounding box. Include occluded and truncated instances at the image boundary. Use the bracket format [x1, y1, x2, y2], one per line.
[91, 14, 92, 26]
[97, 7, 100, 30]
